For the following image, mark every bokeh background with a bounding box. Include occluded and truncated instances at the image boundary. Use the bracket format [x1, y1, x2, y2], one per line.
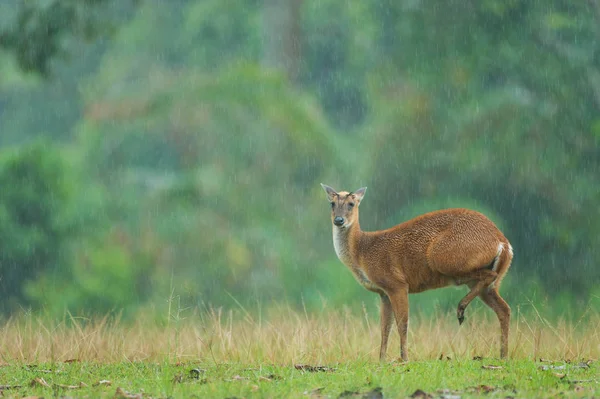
[0, 0, 598, 320]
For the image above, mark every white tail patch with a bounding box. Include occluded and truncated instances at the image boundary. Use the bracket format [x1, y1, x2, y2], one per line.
[488, 242, 507, 290]
[492, 243, 504, 272]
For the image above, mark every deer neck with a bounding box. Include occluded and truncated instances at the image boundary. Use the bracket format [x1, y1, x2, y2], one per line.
[332, 220, 362, 268]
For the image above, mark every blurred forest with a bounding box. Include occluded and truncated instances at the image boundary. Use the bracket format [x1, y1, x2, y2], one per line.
[0, 0, 599, 319]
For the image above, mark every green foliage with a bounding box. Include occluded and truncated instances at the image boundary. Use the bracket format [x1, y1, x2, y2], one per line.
[0, 141, 73, 311]
[301, 1, 374, 128]
[182, 0, 261, 69]
[75, 58, 338, 309]
[25, 227, 156, 317]
[0, 0, 599, 318]
[0, 0, 138, 76]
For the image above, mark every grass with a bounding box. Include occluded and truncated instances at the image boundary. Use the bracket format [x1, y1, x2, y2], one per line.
[0, 359, 597, 398]
[0, 303, 598, 398]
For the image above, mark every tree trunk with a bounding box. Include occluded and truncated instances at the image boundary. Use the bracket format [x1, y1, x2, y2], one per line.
[262, 0, 303, 82]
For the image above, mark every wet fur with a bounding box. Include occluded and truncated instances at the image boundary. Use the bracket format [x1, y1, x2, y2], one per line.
[321, 184, 512, 361]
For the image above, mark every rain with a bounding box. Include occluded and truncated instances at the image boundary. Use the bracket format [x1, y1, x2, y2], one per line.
[0, 0, 598, 397]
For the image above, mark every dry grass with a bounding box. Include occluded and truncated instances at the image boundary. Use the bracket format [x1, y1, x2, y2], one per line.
[1, 303, 598, 365]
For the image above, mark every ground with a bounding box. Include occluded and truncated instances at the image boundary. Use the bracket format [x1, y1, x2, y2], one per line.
[0, 359, 597, 398]
[0, 307, 598, 398]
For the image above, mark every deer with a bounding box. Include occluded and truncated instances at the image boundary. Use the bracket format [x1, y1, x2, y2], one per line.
[320, 184, 512, 362]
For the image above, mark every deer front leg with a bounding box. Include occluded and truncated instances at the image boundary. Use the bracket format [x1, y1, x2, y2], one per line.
[388, 284, 410, 361]
[379, 293, 393, 362]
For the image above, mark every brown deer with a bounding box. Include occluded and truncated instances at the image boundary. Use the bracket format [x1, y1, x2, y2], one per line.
[320, 184, 512, 361]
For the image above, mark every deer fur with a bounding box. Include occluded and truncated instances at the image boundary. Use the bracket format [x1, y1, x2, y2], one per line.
[320, 184, 512, 361]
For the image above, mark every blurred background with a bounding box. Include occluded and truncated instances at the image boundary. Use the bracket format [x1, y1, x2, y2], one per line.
[0, 0, 598, 320]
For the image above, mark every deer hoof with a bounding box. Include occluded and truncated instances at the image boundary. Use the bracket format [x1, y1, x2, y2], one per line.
[457, 306, 465, 325]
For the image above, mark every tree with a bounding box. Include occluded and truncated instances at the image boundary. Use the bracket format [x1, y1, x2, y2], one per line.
[262, 0, 303, 82]
[0, 0, 138, 76]
[0, 141, 73, 312]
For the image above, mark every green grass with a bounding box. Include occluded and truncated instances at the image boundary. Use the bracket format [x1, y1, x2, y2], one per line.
[0, 303, 598, 398]
[0, 359, 597, 398]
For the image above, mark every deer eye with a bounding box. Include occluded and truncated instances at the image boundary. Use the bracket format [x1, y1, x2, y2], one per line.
[348, 202, 355, 208]
[330, 202, 335, 209]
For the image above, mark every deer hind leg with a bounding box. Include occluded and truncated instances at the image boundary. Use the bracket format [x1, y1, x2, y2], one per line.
[379, 293, 394, 362]
[480, 288, 511, 358]
[456, 269, 498, 325]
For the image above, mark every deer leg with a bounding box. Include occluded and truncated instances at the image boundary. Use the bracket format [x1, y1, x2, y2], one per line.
[388, 284, 410, 361]
[379, 293, 394, 362]
[480, 288, 511, 358]
[457, 270, 497, 325]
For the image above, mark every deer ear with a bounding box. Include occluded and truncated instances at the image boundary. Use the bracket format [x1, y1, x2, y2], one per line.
[320, 183, 338, 201]
[353, 187, 367, 202]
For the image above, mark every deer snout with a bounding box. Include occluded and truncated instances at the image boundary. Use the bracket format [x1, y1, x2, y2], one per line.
[333, 217, 345, 226]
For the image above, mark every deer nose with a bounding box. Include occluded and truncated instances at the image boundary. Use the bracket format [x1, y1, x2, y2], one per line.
[333, 217, 344, 226]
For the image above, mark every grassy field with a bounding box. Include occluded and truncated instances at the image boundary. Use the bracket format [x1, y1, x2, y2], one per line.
[0, 304, 598, 398]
